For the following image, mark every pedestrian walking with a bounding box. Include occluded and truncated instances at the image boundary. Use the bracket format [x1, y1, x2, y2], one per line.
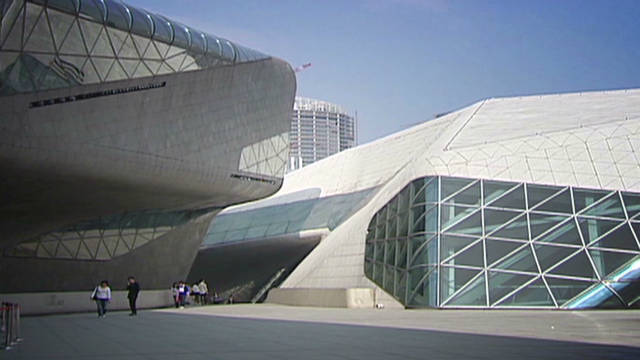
[127, 276, 140, 316]
[191, 283, 201, 305]
[91, 280, 111, 318]
[198, 279, 209, 305]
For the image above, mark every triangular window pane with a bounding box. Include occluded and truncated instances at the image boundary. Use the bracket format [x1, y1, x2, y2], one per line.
[488, 184, 525, 210]
[544, 276, 593, 306]
[594, 287, 625, 309]
[95, 241, 110, 260]
[80, 58, 100, 83]
[166, 44, 184, 58]
[529, 213, 570, 239]
[59, 22, 87, 56]
[105, 60, 127, 81]
[409, 235, 436, 267]
[408, 266, 433, 292]
[385, 241, 396, 265]
[441, 177, 475, 202]
[534, 188, 573, 214]
[490, 214, 529, 240]
[76, 242, 93, 259]
[590, 224, 639, 251]
[583, 193, 626, 219]
[156, 62, 173, 75]
[622, 192, 640, 219]
[443, 241, 484, 267]
[440, 205, 476, 230]
[440, 235, 479, 261]
[527, 184, 561, 209]
[533, 244, 577, 272]
[488, 270, 535, 305]
[536, 219, 581, 245]
[105, 27, 126, 56]
[90, 57, 113, 81]
[496, 278, 554, 307]
[486, 239, 526, 267]
[492, 245, 538, 273]
[83, 237, 100, 258]
[573, 188, 610, 213]
[443, 209, 482, 236]
[548, 250, 597, 279]
[443, 181, 480, 206]
[588, 249, 638, 279]
[24, 3, 43, 47]
[47, 8, 75, 52]
[77, 19, 101, 52]
[131, 34, 150, 57]
[484, 209, 521, 235]
[445, 273, 487, 306]
[40, 240, 59, 257]
[1, 5, 24, 51]
[408, 268, 437, 307]
[153, 40, 170, 59]
[90, 28, 113, 57]
[632, 222, 640, 244]
[440, 267, 482, 303]
[24, 9, 55, 53]
[396, 239, 408, 269]
[56, 242, 74, 259]
[143, 59, 161, 74]
[119, 59, 139, 77]
[578, 217, 621, 244]
[483, 179, 518, 205]
[132, 61, 153, 78]
[118, 34, 138, 58]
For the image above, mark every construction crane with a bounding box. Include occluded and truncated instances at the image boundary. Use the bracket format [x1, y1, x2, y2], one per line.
[294, 63, 312, 73]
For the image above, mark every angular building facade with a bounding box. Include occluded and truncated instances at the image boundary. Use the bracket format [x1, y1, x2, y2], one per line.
[0, 0, 295, 313]
[288, 97, 356, 171]
[204, 88, 640, 309]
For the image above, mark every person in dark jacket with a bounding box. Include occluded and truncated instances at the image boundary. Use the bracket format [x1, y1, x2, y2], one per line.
[127, 276, 141, 316]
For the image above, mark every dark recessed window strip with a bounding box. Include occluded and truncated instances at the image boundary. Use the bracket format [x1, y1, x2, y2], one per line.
[29, 81, 167, 109]
[230, 173, 278, 185]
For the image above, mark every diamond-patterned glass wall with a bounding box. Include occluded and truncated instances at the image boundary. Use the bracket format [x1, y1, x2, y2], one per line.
[0, 0, 268, 95]
[4, 209, 208, 261]
[364, 176, 640, 309]
[238, 132, 289, 178]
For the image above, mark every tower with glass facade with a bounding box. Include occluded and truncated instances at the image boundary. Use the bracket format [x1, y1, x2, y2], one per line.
[288, 97, 356, 171]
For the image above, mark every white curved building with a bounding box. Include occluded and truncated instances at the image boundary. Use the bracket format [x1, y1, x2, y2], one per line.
[204, 88, 640, 309]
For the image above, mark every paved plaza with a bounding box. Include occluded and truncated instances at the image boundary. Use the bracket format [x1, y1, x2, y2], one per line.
[3, 304, 640, 360]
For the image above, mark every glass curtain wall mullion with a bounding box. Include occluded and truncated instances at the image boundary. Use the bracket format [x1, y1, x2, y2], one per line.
[529, 186, 570, 213]
[441, 178, 479, 203]
[492, 275, 539, 308]
[440, 269, 485, 307]
[575, 187, 605, 281]
[619, 192, 640, 250]
[480, 179, 489, 307]
[436, 176, 441, 307]
[601, 281, 628, 306]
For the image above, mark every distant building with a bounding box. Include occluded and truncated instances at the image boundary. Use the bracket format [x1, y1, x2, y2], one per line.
[288, 97, 357, 171]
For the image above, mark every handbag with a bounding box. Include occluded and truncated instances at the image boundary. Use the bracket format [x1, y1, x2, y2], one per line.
[91, 287, 98, 300]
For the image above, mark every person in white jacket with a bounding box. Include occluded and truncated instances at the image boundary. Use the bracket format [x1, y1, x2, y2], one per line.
[91, 280, 111, 318]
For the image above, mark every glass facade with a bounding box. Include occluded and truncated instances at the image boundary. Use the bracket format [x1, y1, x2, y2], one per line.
[203, 188, 377, 246]
[4, 208, 212, 261]
[0, 0, 268, 95]
[364, 176, 640, 309]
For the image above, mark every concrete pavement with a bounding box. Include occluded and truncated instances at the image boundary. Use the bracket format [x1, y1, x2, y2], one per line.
[3, 304, 639, 359]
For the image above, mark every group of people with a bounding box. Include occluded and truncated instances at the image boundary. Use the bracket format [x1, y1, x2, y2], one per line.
[171, 279, 209, 308]
[90, 276, 140, 318]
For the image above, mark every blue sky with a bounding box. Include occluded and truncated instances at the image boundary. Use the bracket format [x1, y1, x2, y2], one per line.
[132, 0, 640, 144]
